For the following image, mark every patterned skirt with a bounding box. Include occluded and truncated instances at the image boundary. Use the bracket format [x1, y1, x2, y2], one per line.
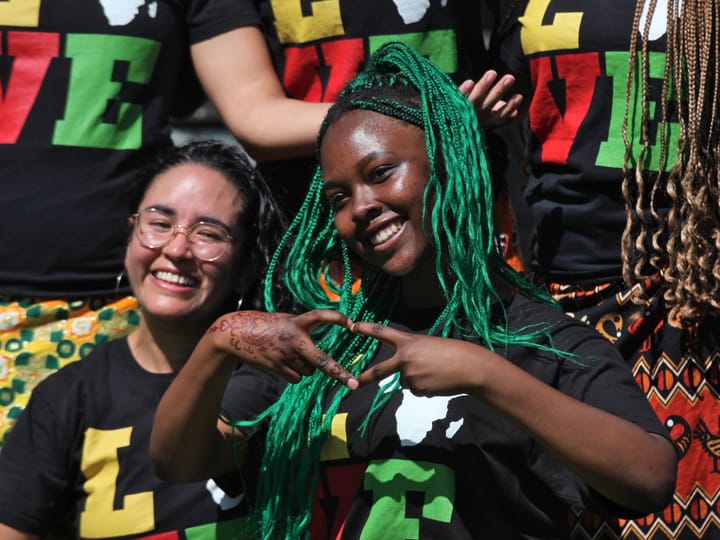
[552, 280, 720, 540]
[0, 296, 140, 448]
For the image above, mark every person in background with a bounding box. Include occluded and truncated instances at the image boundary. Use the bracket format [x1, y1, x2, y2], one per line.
[495, 0, 720, 537]
[218, 0, 520, 213]
[0, 0, 291, 448]
[0, 140, 285, 539]
[149, 42, 677, 539]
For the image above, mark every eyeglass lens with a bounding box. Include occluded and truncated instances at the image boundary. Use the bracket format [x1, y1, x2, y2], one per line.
[136, 209, 230, 261]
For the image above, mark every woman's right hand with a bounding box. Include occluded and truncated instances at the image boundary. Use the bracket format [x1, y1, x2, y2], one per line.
[207, 309, 359, 389]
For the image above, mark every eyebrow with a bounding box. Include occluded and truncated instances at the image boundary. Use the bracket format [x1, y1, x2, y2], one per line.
[143, 205, 234, 233]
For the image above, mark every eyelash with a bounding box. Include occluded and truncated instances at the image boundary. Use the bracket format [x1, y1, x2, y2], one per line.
[326, 164, 397, 209]
[328, 192, 347, 209]
[370, 165, 394, 182]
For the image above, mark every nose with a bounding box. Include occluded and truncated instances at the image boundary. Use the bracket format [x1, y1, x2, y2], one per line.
[161, 225, 193, 259]
[351, 186, 382, 223]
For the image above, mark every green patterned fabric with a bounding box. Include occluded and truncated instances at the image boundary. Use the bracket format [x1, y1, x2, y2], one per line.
[0, 295, 140, 448]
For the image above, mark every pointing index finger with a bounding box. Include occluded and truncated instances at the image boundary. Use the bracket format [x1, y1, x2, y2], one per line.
[296, 308, 354, 333]
[299, 343, 358, 390]
[350, 321, 401, 345]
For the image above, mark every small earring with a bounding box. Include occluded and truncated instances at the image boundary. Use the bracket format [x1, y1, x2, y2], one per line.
[115, 270, 126, 298]
[236, 295, 244, 311]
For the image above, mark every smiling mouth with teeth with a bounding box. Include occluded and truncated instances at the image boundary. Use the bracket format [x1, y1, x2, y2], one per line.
[154, 270, 197, 287]
[370, 221, 403, 246]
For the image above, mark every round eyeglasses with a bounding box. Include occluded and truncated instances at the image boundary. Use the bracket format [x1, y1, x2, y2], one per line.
[132, 208, 235, 262]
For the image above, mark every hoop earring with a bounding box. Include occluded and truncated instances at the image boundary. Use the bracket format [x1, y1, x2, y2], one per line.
[115, 270, 126, 298]
[236, 295, 244, 311]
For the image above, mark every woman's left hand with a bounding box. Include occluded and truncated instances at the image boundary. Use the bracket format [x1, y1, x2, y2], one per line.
[458, 70, 523, 128]
[351, 322, 487, 396]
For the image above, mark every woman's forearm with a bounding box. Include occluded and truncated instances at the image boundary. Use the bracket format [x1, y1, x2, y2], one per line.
[150, 334, 241, 482]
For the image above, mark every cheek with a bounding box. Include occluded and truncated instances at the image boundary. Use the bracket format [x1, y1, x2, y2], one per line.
[124, 240, 152, 284]
[406, 176, 430, 224]
[333, 212, 354, 244]
[124, 240, 139, 273]
[406, 192, 427, 229]
[204, 249, 246, 295]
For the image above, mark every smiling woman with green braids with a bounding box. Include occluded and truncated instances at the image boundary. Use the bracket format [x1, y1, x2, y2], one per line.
[150, 42, 677, 540]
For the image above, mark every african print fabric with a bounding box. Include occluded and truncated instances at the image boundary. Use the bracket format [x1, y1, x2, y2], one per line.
[0, 296, 139, 449]
[551, 281, 720, 540]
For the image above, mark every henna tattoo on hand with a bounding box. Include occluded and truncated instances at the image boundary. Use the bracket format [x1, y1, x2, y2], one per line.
[211, 312, 299, 358]
[278, 328, 294, 341]
[207, 317, 231, 334]
[314, 352, 348, 382]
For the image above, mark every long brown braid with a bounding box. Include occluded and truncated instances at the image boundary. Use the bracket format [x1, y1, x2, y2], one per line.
[621, 0, 720, 326]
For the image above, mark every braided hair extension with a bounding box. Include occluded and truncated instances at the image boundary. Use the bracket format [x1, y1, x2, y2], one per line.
[245, 42, 572, 539]
[621, 0, 720, 325]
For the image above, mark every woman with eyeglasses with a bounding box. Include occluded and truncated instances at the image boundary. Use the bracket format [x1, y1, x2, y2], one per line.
[0, 140, 286, 540]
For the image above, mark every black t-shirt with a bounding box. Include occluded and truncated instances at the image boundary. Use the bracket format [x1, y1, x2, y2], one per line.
[245, 0, 486, 102]
[223, 293, 670, 539]
[0, 339, 250, 538]
[498, 0, 676, 283]
[0, 0, 259, 297]
[239, 0, 488, 216]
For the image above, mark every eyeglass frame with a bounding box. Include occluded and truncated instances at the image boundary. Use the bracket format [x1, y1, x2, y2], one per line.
[130, 207, 236, 262]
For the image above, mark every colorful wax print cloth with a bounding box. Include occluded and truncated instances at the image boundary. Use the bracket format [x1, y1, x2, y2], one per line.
[0, 296, 140, 449]
[550, 280, 720, 540]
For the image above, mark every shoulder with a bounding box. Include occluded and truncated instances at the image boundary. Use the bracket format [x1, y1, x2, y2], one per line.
[502, 292, 624, 365]
[507, 293, 609, 339]
[0, 344, 133, 468]
[0, 345, 130, 536]
[31, 339, 130, 403]
[503, 292, 576, 338]
[64, 338, 128, 373]
[184, 0, 261, 44]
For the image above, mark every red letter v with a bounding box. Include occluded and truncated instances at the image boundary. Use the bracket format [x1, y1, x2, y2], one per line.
[1, 31, 59, 143]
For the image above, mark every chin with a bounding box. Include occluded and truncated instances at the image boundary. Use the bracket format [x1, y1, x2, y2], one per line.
[142, 299, 201, 319]
[380, 263, 418, 278]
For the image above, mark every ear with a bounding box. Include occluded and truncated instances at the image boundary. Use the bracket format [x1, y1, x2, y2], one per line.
[127, 215, 137, 241]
